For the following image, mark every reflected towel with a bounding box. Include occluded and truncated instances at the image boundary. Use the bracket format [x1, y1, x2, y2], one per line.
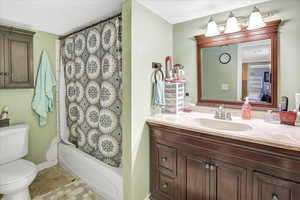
[32, 51, 56, 126]
[152, 80, 165, 108]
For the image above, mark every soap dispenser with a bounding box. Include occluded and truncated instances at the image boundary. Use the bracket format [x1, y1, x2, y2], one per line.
[242, 97, 251, 120]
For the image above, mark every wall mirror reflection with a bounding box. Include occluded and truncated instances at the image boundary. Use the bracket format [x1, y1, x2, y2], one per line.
[196, 20, 280, 109]
[202, 39, 272, 104]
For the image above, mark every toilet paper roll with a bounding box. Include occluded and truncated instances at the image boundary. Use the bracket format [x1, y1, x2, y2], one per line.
[296, 93, 300, 111]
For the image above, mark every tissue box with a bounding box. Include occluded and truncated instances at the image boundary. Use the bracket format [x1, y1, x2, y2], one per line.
[0, 119, 9, 128]
[280, 112, 297, 126]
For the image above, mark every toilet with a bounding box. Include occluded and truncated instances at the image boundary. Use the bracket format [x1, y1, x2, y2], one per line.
[0, 124, 37, 200]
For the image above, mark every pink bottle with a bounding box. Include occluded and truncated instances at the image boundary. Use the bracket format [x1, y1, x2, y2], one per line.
[242, 97, 252, 120]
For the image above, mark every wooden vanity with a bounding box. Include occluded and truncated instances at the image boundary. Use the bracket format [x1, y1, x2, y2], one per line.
[148, 121, 300, 200]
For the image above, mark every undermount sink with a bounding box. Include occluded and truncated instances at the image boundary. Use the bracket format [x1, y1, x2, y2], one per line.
[196, 118, 253, 132]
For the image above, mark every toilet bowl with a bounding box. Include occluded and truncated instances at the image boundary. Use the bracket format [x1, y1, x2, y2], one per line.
[0, 124, 37, 200]
[0, 159, 37, 200]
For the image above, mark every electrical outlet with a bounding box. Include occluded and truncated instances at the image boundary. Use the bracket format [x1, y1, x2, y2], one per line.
[221, 84, 229, 91]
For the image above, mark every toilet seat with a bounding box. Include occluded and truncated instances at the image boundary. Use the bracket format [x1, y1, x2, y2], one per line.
[0, 159, 37, 194]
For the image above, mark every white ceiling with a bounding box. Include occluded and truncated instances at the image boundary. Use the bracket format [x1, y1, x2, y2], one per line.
[0, 0, 122, 35]
[0, 0, 271, 35]
[137, 0, 271, 24]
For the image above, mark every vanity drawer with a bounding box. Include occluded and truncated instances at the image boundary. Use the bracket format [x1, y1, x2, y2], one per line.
[158, 173, 176, 199]
[157, 143, 177, 177]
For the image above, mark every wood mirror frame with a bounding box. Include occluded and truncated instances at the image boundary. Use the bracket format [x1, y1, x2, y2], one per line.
[195, 20, 281, 109]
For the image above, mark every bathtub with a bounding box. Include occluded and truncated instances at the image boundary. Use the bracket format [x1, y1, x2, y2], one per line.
[58, 142, 123, 200]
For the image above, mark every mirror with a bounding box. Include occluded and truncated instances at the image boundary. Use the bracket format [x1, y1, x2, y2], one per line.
[196, 20, 280, 109]
[202, 39, 272, 103]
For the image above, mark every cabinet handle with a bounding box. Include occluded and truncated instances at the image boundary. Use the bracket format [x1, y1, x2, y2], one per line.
[272, 194, 279, 200]
[4, 72, 9, 76]
[162, 157, 167, 162]
[205, 163, 210, 169]
[0, 72, 3, 76]
[162, 183, 168, 189]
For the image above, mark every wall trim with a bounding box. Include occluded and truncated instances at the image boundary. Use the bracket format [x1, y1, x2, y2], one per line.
[37, 160, 57, 171]
[144, 194, 151, 200]
[37, 137, 59, 171]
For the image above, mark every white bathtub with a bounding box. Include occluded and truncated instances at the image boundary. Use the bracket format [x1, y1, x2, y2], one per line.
[58, 142, 123, 200]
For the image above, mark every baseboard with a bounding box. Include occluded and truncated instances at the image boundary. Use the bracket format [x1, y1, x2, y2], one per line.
[36, 137, 59, 172]
[37, 159, 58, 171]
[144, 194, 151, 200]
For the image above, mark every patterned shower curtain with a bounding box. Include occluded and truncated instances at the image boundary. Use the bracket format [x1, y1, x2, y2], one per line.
[61, 16, 122, 168]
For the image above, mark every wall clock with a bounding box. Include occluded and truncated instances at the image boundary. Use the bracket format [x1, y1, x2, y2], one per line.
[219, 53, 231, 64]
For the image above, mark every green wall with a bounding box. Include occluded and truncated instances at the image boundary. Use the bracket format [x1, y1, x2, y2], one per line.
[122, 0, 133, 199]
[122, 1, 173, 199]
[202, 44, 238, 101]
[174, 0, 300, 109]
[0, 30, 58, 164]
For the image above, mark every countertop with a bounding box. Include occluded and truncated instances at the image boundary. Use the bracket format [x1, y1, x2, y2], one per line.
[147, 112, 300, 152]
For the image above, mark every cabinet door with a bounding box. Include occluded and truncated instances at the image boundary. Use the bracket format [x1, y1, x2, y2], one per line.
[253, 172, 300, 200]
[151, 142, 178, 200]
[4, 32, 33, 88]
[0, 33, 4, 88]
[210, 160, 247, 200]
[185, 156, 209, 200]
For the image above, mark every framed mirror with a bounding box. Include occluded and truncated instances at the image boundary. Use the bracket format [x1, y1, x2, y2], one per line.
[195, 20, 281, 109]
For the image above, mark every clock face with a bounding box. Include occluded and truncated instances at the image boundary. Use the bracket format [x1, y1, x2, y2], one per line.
[219, 53, 231, 64]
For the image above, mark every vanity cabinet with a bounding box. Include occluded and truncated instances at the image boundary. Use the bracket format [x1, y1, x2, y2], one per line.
[253, 172, 300, 200]
[0, 25, 35, 89]
[148, 123, 300, 200]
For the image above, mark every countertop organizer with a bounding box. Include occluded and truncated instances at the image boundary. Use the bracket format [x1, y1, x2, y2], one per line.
[164, 82, 185, 113]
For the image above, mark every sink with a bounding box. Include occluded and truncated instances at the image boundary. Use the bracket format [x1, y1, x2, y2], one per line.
[196, 118, 253, 132]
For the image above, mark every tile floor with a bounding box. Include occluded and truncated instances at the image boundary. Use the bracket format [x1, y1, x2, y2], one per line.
[30, 165, 78, 198]
[1, 165, 103, 200]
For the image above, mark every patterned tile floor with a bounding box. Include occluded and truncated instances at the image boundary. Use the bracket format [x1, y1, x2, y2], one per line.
[1, 165, 104, 200]
[30, 165, 78, 197]
[33, 180, 104, 200]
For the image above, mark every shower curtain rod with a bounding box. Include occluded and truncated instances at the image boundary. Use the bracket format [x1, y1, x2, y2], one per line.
[59, 13, 122, 40]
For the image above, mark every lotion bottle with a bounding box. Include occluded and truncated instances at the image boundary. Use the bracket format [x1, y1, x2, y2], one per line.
[242, 97, 251, 120]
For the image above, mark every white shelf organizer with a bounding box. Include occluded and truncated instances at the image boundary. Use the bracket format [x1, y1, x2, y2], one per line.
[164, 82, 185, 113]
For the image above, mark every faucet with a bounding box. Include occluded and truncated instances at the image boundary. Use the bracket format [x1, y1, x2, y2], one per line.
[214, 105, 232, 120]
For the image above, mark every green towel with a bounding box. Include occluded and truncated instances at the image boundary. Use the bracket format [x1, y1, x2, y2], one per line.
[32, 51, 56, 126]
[152, 80, 165, 108]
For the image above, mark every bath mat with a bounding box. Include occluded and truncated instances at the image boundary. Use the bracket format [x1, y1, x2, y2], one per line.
[30, 165, 78, 197]
[33, 180, 104, 200]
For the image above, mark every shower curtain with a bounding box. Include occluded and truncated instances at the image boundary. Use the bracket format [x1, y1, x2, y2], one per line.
[61, 15, 122, 168]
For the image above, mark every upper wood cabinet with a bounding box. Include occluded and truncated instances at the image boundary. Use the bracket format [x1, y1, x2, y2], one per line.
[0, 25, 35, 89]
[0, 32, 4, 88]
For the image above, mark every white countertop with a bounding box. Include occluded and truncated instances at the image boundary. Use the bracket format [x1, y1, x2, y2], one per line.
[147, 112, 300, 152]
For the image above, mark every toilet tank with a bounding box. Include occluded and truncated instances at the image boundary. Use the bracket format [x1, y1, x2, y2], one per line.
[0, 124, 29, 165]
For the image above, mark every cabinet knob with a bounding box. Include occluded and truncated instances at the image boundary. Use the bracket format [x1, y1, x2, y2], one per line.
[162, 157, 167, 162]
[272, 194, 279, 200]
[162, 183, 168, 189]
[0, 72, 3, 76]
[205, 163, 210, 169]
[4, 72, 9, 76]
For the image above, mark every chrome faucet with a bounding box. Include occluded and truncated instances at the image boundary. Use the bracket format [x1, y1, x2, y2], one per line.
[214, 105, 232, 120]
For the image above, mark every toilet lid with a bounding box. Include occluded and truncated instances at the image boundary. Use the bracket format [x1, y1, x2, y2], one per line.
[0, 159, 37, 185]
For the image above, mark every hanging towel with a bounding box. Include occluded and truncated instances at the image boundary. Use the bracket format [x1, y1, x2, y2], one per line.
[152, 80, 165, 108]
[32, 51, 56, 126]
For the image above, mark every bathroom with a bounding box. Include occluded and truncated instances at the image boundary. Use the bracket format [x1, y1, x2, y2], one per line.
[0, 0, 300, 199]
